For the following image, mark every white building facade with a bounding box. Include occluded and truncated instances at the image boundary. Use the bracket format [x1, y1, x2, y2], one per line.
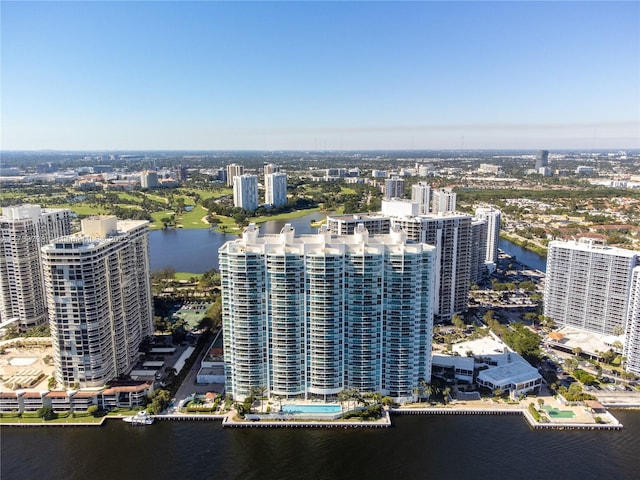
[140, 170, 159, 188]
[41, 217, 153, 388]
[390, 212, 472, 323]
[624, 266, 640, 375]
[233, 174, 259, 211]
[220, 223, 435, 402]
[475, 206, 501, 267]
[264, 172, 287, 207]
[431, 188, 457, 214]
[411, 182, 431, 215]
[470, 217, 488, 283]
[226, 163, 245, 187]
[544, 239, 639, 335]
[384, 177, 405, 200]
[0, 205, 71, 330]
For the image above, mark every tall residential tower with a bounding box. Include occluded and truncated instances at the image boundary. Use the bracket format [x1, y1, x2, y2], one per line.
[220, 223, 435, 402]
[475, 206, 501, 269]
[42, 216, 153, 388]
[265, 172, 288, 207]
[233, 174, 259, 211]
[544, 239, 639, 335]
[0, 205, 71, 330]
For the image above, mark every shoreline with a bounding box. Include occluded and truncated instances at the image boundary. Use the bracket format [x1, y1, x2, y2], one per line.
[499, 231, 548, 258]
[4, 400, 633, 429]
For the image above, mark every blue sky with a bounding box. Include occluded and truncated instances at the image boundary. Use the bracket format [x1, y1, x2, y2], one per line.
[2, 1, 638, 150]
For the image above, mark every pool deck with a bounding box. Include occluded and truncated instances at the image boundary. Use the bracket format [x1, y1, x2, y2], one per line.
[222, 409, 392, 428]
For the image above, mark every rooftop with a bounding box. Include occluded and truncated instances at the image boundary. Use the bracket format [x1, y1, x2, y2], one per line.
[477, 360, 541, 387]
[547, 326, 625, 355]
[452, 335, 509, 357]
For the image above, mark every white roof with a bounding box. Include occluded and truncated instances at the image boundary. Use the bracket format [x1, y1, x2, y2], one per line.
[452, 335, 508, 357]
[477, 360, 540, 387]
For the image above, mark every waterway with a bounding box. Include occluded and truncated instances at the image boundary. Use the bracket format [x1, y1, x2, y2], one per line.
[150, 215, 548, 275]
[2, 410, 639, 479]
[498, 237, 547, 272]
[148, 211, 327, 273]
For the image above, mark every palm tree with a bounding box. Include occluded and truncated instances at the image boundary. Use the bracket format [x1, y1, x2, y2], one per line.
[443, 387, 452, 404]
[420, 380, 433, 401]
[272, 394, 281, 412]
[337, 390, 348, 410]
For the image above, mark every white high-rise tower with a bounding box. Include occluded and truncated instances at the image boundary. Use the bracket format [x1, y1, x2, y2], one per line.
[544, 239, 639, 335]
[265, 172, 287, 207]
[233, 174, 259, 211]
[411, 182, 431, 215]
[42, 216, 153, 388]
[226, 163, 245, 187]
[220, 223, 435, 402]
[475, 206, 501, 267]
[0, 205, 71, 330]
[624, 267, 640, 376]
[432, 188, 457, 213]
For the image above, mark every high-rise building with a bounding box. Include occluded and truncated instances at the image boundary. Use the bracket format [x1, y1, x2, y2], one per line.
[226, 164, 245, 187]
[390, 213, 472, 322]
[0, 205, 71, 330]
[431, 188, 456, 214]
[220, 223, 435, 402]
[411, 182, 431, 215]
[140, 170, 159, 189]
[41, 216, 153, 388]
[470, 218, 488, 283]
[233, 174, 259, 211]
[475, 206, 501, 267]
[265, 172, 287, 207]
[384, 177, 405, 200]
[624, 266, 640, 376]
[263, 163, 280, 176]
[535, 150, 549, 170]
[327, 213, 391, 236]
[544, 239, 639, 335]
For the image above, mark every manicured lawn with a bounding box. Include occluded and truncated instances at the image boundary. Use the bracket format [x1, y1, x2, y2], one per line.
[174, 272, 204, 281]
[340, 186, 358, 195]
[179, 188, 228, 200]
[252, 207, 322, 224]
[210, 215, 243, 234]
[150, 210, 176, 229]
[114, 192, 144, 204]
[177, 205, 210, 228]
[0, 415, 103, 425]
[52, 203, 109, 216]
[144, 193, 169, 204]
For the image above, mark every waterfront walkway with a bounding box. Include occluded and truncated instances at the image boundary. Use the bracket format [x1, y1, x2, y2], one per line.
[3, 396, 628, 430]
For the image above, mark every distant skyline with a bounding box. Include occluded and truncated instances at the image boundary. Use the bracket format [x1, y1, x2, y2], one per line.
[2, 1, 638, 151]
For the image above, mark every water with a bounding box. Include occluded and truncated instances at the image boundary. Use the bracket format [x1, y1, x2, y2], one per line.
[149, 228, 232, 273]
[2, 411, 639, 479]
[150, 225, 547, 275]
[282, 404, 342, 414]
[498, 237, 547, 272]
[149, 211, 328, 273]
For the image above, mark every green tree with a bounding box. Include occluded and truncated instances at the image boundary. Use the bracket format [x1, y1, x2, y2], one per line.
[452, 314, 465, 331]
[47, 376, 58, 391]
[442, 386, 452, 404]
[37, 406, 57, 420]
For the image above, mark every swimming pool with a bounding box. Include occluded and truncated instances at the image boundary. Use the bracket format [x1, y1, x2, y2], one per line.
[282, 404, 342, 414]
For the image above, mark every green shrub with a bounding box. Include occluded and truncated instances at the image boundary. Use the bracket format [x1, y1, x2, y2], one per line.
[528, 402, 541, 422]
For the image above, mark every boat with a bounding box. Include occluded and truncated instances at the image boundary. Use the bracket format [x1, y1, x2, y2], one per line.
[122, 411, 154, 425]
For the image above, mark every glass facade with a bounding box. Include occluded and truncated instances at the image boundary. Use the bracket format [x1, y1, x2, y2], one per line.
[221, 224, 435, 401]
